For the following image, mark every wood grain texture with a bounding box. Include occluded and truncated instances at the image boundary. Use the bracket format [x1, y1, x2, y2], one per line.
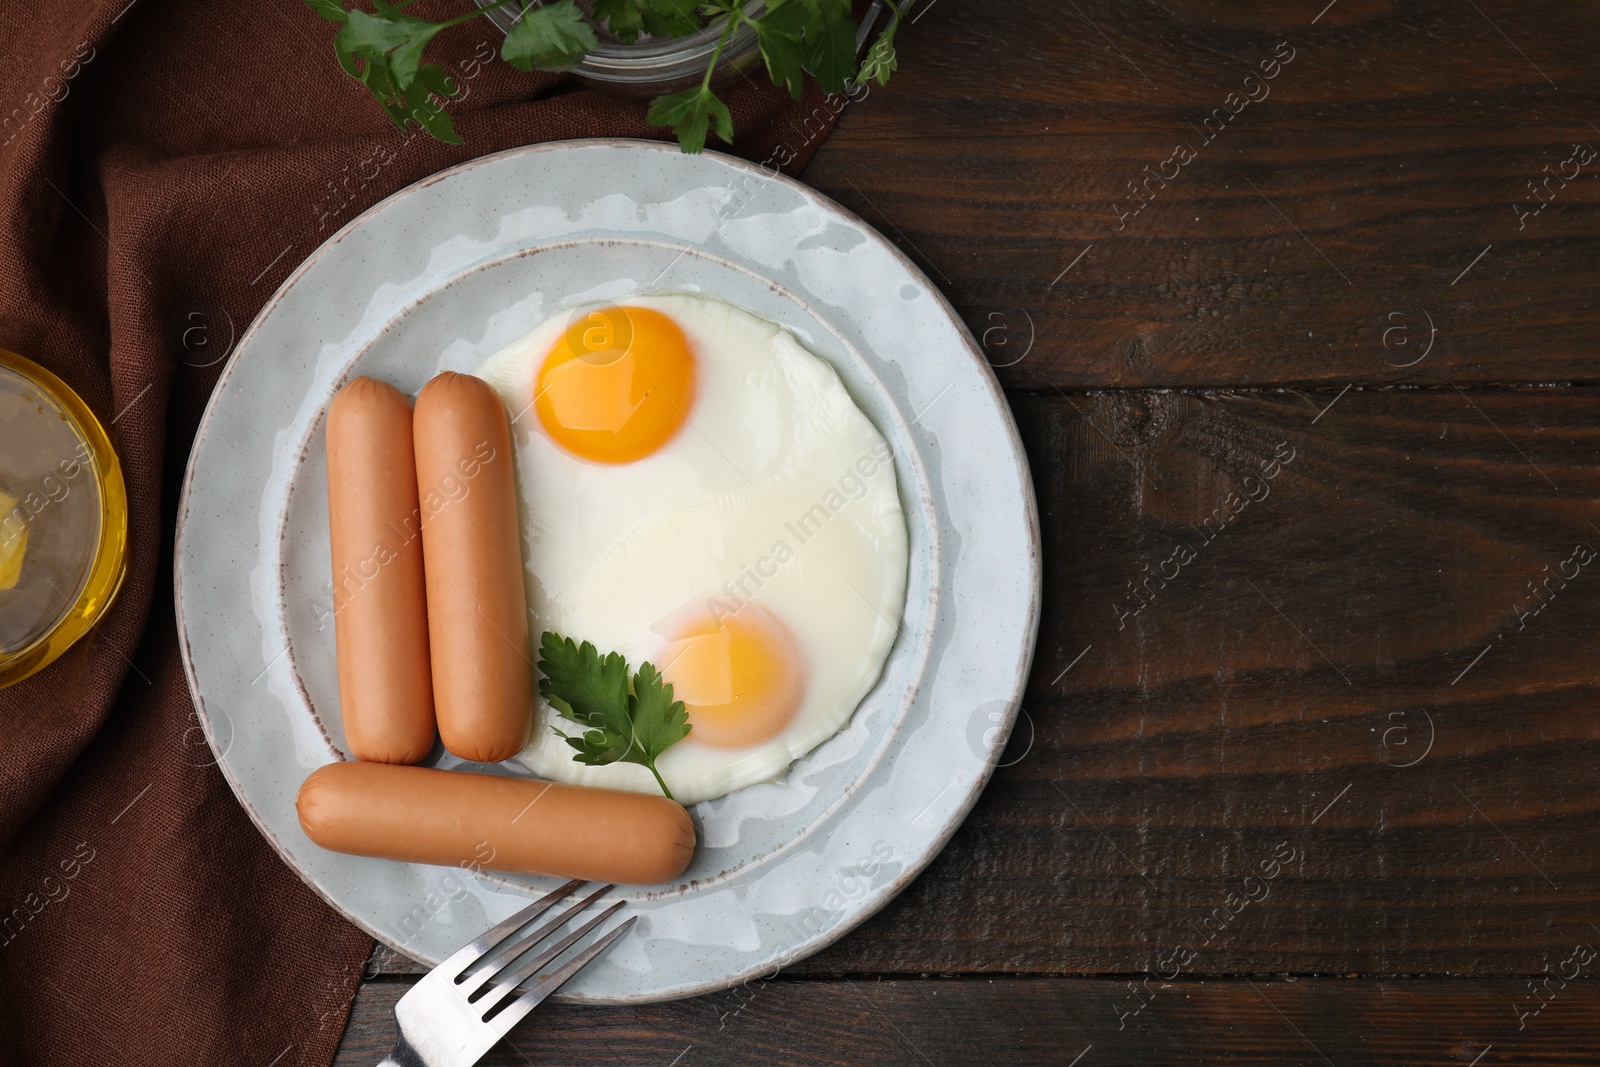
[782, 389, 1600, 976]
[334, 976, 1600, 1066]
[803, 0, 1600, 388]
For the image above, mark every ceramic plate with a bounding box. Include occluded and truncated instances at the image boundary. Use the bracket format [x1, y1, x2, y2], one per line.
[175, 139, 1039, 1004]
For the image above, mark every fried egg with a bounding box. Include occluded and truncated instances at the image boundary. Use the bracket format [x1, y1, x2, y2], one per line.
[473, 293, 906, 805]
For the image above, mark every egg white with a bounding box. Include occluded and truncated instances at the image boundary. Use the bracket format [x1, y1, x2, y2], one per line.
[473, 293, 907, 805]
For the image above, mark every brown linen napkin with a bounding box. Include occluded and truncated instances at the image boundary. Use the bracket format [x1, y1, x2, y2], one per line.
[0, 1, 847, 1061]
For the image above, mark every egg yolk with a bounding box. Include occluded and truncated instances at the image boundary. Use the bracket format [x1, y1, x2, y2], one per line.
[534, 305, 697, 464]
[657, 604, 805, 749]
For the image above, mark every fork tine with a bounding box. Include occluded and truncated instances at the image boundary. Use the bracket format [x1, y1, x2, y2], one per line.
[486, 915, 638, 1036]
[475, 898, 626, 1013]
[437, 879, 583, 980]
[458, 884, 614, 997]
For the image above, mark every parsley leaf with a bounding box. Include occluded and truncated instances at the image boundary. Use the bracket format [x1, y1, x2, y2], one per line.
[304, 0, 348, 24]
[638, 0, 703, 41]
[791, 0, 851, 35]
[325, 4, 464, 142]
[801, 8, 858, 94]
[336, 8, 445, 89]
[647, 84, 734, 154]
[405, 64, 465, 144]
[592, 0, 646, 44]
[753, 0, 809, 100]
[538, 631, 692, 800]
[502, 0, 599, 73]
[539, 632, 633, 762]
[594, 0, 700, 43]
[628, 661, 692, 778]
[855, 34, 897, 86]
[855, 0, 918, 87]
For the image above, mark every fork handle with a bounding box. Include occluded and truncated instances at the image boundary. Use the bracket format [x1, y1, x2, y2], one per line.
[376, 1046, 423, 1067]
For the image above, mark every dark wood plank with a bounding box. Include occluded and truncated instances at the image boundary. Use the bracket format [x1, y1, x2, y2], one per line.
[335, 975, 1600, 1065]
[805, 0, 1600, 387]
[785, 388, 1600, 976]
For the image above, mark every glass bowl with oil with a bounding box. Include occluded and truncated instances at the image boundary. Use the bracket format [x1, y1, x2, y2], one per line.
[0, 349, 128, 687]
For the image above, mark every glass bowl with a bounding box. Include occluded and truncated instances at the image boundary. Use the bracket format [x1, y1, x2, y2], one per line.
[474, 1, 767, 95]
[0, 349, 128, 687]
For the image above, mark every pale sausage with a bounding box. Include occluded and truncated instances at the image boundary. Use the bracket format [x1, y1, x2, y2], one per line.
[296, 762, 696, 885]
[413, 372, 532, 763]
[325, 377, 435, 764]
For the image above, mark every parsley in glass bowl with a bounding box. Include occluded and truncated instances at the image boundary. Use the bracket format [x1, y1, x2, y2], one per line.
[474, 0, 769, 97]
[309, 0, 914, 152]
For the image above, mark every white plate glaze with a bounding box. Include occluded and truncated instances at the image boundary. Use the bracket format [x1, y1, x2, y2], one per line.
[174, 139, 1039, 1004]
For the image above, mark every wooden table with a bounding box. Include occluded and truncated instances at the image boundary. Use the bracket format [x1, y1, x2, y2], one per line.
[336, 1, 1600, 1061]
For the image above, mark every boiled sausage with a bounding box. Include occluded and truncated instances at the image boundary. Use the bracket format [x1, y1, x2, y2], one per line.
[296, 762, 695, 885]
[325, 377, 435, 764]
[412, 372, 532, 763]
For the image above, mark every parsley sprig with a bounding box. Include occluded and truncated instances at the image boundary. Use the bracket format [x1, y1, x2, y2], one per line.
[306, 0, 919, 152]
[537, 631, 692, 800]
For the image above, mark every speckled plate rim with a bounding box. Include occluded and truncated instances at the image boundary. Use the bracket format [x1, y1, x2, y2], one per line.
[175, 138, 1041, 1003]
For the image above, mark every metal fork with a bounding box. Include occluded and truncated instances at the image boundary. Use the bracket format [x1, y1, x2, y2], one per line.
[377, 881, 635, 1067]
